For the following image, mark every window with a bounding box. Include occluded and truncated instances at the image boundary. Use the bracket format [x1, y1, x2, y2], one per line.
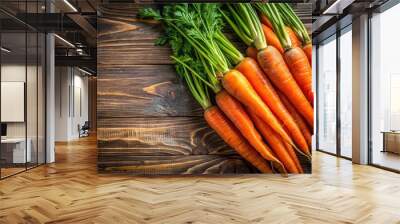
[339, 26, 352, 158]
[370, 3, 400, 171]
[317, 35, 337, 154]
[0, 1, 47, 179]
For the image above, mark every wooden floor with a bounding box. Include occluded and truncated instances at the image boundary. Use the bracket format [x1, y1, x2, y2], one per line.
[0, 136, 400, 224]
[373, 150, 400, 171]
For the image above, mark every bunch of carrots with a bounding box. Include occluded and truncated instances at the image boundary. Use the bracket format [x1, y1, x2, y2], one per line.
[138, 3, 313, 175]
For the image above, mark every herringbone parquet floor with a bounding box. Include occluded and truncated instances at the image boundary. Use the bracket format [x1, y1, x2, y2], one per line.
[1, 135, 399, 224]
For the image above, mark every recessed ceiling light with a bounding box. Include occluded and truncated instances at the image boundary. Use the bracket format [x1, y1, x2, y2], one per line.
[54, 34, 75, 48]
[322, 0, 354, 15]
[1, 47, 11, 53]
[63, 0, 78, 12]
[78, 67, 93, 76]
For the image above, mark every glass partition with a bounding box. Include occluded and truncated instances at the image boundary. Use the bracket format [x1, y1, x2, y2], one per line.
[38, 32, 45, 165]
[0, 0, 46, 179]
[317, 35, 337, 154]
[1, 29, 28, 178]
[370, 3, 400, 171]
[339, 26, 352, 158]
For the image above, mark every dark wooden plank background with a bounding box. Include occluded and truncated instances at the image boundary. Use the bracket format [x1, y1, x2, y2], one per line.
[97, 3, 312, 174]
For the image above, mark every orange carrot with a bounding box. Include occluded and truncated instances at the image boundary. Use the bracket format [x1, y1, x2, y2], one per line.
[260, 14, 273, 29]
[246, 47, 258, 60]
[248, 110, 299, 173]
[275, 3, 312, 65]
[283, 141, 304, 173]
[261, 4, 314, 107]
[303, 43, 312, 65]
[262, 24, 284, 54]
[221, 69, 294, 146]
[215, 90, 286, 173]
[285, 26, 301, 48]
[235, 57, 310, 155]
[204, 106, 272, 173]
[257, 46, 314, 127]
[277, 90, 312, 147]
[284, 47, 314, 106]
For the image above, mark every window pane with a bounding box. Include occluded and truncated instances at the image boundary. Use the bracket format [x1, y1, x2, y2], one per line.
[340, 27, 352, 158]
[1, 29, 28, 177]
[27, 30, 38, 169]
[38, 32, 45, 165]
[318, 35, 337, 154]
[371, 3, 400, 171]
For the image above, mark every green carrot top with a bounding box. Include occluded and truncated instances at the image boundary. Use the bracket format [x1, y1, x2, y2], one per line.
[255, 3, 292, 51]
[276, 3, 311, 45]
[139, 4, 241, 91]
[221, 3, 267, 50]
[139, 4, 239, 107]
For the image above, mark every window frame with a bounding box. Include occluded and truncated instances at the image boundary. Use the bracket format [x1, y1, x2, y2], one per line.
[367, 0, 400, 173]
[315, 23, 353, 161]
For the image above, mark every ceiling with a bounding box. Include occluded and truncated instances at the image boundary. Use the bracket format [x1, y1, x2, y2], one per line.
[1, 0, 98, 74]
[312, 0, 391, 42]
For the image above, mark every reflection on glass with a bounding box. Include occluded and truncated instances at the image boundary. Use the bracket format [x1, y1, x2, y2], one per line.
[340, 27, 352, 158]
[318, 35, 337, 154]
[38, 33, 46, 165]
[1, 31, 27, 177]
[371, 4, 400, 171]
[0, 0, 47, 179]
[27, 31, 38, 169]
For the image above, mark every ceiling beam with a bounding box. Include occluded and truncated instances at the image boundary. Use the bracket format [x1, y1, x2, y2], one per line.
[55, 55, 96, 71]
[67, 14, 97, 39]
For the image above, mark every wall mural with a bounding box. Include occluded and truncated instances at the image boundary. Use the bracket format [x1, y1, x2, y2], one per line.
[97, 3, 313, 175]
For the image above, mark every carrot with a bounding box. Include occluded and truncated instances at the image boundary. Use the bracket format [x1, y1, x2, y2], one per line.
[221, 69, 294, 146]
[204, 106, 272, 173]
[255, 4, 314, 127]
[235, 57, 310, 155]
[277, 89, 312, 147]
[246, 47, 258, 60]
[215, 90, 286, 173]
[257, 46, 313, 127]
[276, 3, 312, 65]
[260, 14, 273, 29]
[171, 54, 272, 174]
[284, 47, 314, 106]
[271, 5, 313, 106]
[262, 24, 284, 54]
[303, 43, 312, 65]
[283, 141, 304, 173]
[285, 26, 301, 48]
[225, 4, 313, 127]
[248, 110, 300, 173]
[152, 4, 291, 174]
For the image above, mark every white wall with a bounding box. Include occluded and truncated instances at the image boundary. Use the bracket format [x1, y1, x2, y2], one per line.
[1, 65, 38, 138]
[54, 67, 89, 141]
[1, 63, 46, 164]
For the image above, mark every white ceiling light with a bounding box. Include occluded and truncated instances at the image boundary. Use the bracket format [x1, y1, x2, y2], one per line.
[78, 67, 93, 76]
[54, 34, 75, 48]
[1, 47, 11, 53]
[323, 0, 355, 15]
[63, 0, 78, 12]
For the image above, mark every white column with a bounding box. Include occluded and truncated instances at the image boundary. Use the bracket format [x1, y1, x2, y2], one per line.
[46, 34, 55, 163]
[352, 14, 369, 164]
[45, 0, 56, 163]
[46, 32, 55, 163]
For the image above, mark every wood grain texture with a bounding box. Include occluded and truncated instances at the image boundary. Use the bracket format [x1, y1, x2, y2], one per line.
[98, 155, 255, 174]
[97, 3, 312, 174]
[98, 4, 172, 66]
[1, 137, 400, 223]
[97, 117, 233, 155]
[97, 65, 203, 117]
